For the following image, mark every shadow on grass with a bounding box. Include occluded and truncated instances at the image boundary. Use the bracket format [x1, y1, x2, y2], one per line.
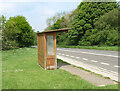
[57, 59, 70, 69]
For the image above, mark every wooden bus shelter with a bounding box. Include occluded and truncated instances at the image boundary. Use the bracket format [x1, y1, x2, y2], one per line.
[37, 28, 71, 70]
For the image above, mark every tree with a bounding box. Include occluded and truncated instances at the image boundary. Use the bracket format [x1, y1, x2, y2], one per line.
[2, 15, 35, 50]
[81, 8, 119, 46]
[0, 15, 9, 50]
[0, 16, 3, 50]
[69, 2, 118, 45]
[45, 9, 81, 45]
[45, 11, 71, 30]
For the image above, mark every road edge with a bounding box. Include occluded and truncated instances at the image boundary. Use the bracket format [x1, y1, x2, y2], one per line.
[57, 55, 119, 82]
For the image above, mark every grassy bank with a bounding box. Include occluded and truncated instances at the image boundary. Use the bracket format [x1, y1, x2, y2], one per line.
[2, 48, 118, 89]
[57, 45, 119, 51]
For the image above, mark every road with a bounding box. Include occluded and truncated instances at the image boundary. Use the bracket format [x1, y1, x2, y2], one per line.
[57, 48, 119, 74]
[32, 46, 119, 81]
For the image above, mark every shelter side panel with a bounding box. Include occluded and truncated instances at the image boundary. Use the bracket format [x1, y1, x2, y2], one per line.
[39, 34, 45, 68]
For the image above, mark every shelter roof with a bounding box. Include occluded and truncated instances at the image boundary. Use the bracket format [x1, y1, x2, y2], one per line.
[37, 28, 71, 34]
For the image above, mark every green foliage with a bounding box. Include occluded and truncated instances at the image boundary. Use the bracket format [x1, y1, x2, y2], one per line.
[50, 19, 62, 30]
[80, 8, 119, 46]
[2, 15, 35, 50]
[50, 16, 70, 30]
[69, 2, 118, 45]
[57, 32, 72, 45]
[45, 2, 119, 47]
[45, 11, 71, 30]
[49, 16, 72, 45]
[34, 32, 37, 45]
[45, 11, 78, 45]
[0, 16, 3, 50]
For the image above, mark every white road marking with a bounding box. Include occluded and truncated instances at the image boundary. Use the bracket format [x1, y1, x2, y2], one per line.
[57, 49, 119, 58]
[76, 57, 80, 59]
[91, 60, 98, 63]
[75, 61, 78, 62]
[66, 55, 69, 56]
[114, 65, 120, 68]
[57, 55, 119, 81]
[98, 85, 105, 87]
[70, 56, 74, 57]
[100, 62, 109, 65]
[83, 58, 88, 61]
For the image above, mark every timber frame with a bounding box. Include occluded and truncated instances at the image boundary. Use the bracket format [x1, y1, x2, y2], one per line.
[37, 28, 71, 70]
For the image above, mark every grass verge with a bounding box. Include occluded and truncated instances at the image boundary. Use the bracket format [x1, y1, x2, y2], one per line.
[57, 45, 119, 51]
[2, 48, 118, 89]
[58, 59, 111, 80]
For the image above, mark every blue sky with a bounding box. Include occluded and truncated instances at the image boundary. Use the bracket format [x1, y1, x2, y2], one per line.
[1, 0, 119, 32]
[0, 0, 81, 32]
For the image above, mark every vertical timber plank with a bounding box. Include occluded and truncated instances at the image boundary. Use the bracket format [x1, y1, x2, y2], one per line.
[54, 33, 57, 69]
[37, 34, 40, 65]
[44, 33, 47, 70]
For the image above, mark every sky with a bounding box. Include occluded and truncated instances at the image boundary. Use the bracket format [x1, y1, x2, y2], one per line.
[0, 0, 81, 32]
[0, 0, 119, 32]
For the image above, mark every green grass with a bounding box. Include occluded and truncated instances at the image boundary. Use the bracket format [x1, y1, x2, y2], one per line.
[57, 45, 119, 51]
[2, 48, 119, 89]
[0, 51, 2, 91]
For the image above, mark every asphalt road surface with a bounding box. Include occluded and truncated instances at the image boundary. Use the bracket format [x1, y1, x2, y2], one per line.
[57, 48, 119, 74]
